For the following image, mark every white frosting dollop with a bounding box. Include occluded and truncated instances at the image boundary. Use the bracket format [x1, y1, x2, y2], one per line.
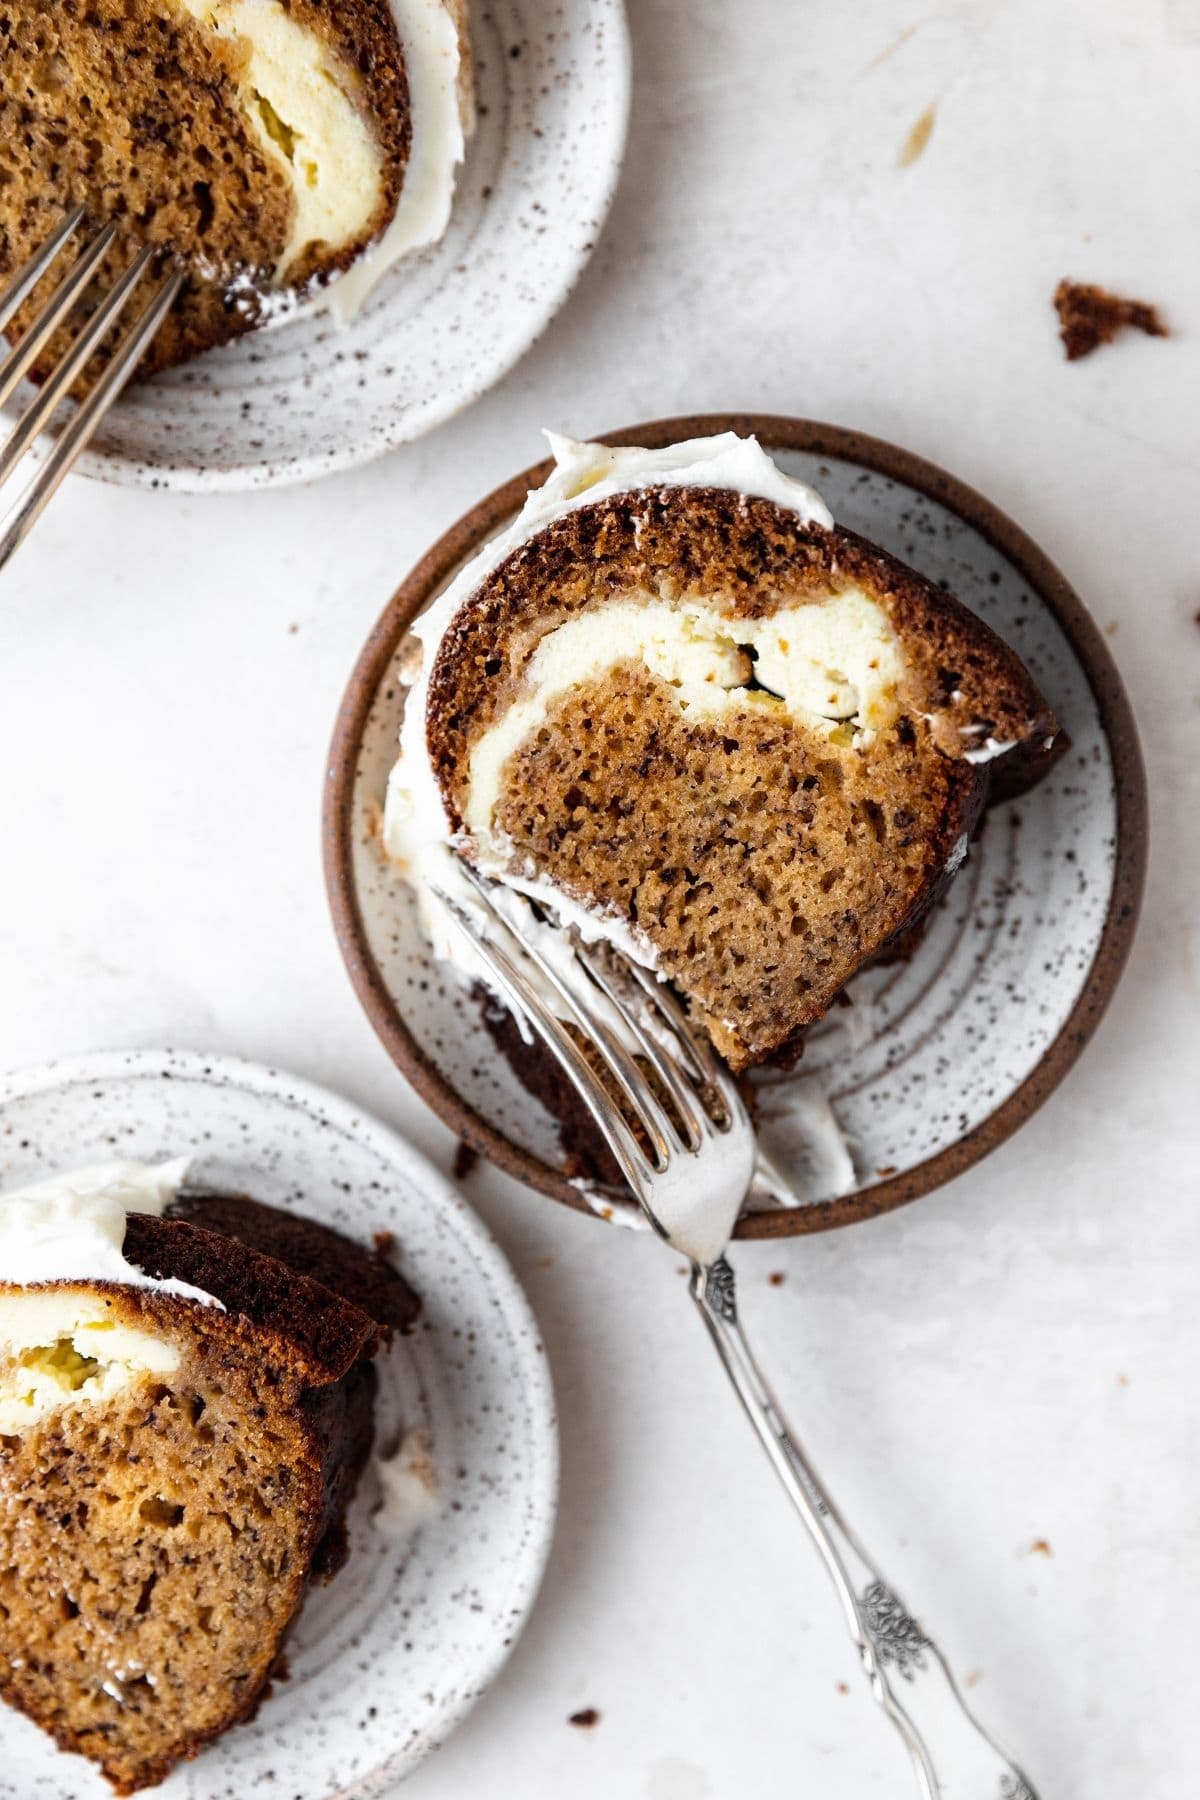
[0, 1160, 220, 1307]
[753, 1085, 857, 1207]
[372, 1426, 440, 1534]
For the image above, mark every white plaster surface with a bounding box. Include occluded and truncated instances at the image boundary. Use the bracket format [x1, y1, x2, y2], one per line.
[0, 2, 1196, 1794]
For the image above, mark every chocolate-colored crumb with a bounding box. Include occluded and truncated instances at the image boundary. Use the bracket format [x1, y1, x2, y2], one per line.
[569, 1708, 601, 1729]
[1054, 279, 1168, 360]
[452, 1141, 480, 1181]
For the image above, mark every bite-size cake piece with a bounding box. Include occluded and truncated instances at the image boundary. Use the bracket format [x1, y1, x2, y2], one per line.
[0, 0, 473, 375]
[384, 433, 1064, 1071]
[0, 1160, 417, 1794]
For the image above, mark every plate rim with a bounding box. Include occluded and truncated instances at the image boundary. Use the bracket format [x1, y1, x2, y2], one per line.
[0, 1043, 560, 1792]
[63, 0, 633, 494]
[322, 411, 1149, 1239]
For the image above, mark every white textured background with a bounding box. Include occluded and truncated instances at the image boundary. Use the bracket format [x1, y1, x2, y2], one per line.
[1, 1, 1197, 1794]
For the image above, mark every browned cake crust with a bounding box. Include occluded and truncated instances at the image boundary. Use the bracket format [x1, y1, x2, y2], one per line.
[0, 1195, 418, 1793]
[425, 487, 1064, 1069]
[0, 0, 410, 378]
[162, 1190, 421, 1337]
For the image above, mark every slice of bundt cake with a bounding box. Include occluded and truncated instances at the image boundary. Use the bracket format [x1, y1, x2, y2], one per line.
[0, 1160, 417, 1793]
[0, 0, 472, 376]
[384, 432, 1064, 1072]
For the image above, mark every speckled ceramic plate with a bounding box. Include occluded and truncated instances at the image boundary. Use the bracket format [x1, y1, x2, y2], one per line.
[0, 1048, 558, 1798]
[35, 0, 630, 491]
[323, 414, 1147, 1239]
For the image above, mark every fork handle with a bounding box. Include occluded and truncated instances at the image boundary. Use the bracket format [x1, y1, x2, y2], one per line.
[690, 1257, 1039, 1800]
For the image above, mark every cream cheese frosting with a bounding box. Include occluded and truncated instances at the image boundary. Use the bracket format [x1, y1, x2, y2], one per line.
[328, 0, 472, 318]
[0, 1292, 183, 1433]
[372, 1425, 440, 1533]
[461, 589, 906, 839]
[180, 0, 469, 313]
[0, 1158, 218, 1306]
[0, 1159, 221, 1430]
[178, 0, 386, 280]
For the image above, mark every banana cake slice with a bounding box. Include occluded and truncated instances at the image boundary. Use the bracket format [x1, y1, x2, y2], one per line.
[384, 432, 1065, 1072]
[0, 1159, 418, 1793]
[0, 0, 472, 375]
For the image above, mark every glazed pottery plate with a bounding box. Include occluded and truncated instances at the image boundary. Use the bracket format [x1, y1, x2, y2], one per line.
[38, 0, 630, 491]
[324, 414, 1147, 1239]
[0, 1048, 558, 1797]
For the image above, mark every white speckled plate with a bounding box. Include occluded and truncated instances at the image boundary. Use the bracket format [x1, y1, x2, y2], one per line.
[324, 416, 1147, 1239]
[41, 0, 630, 491]
[0, 1048, 558, 1797]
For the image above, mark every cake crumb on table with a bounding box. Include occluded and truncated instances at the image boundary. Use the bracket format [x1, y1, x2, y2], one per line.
[1029, 1537, 1054, 1557]
[768, 1271, 786, 1286]
[568, 1708, 601, 1729]
[1053, 279, 1168, 360]
[452, 1140, 479, 1181]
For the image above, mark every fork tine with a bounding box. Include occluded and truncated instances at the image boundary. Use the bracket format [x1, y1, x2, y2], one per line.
[623, 956, 748, 1126]
[0, 267, 182, 575]
[0, 206, 86, 337]
[0, 222, 117, 411]
[0, 246, 156, 492]
[431, 882, 659, 1199]
[453, 864, 686, 1163]
[567, 940, 707, 1148]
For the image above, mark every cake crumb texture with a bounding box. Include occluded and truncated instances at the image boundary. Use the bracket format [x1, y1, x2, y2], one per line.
[427, 489, 1063, 1070]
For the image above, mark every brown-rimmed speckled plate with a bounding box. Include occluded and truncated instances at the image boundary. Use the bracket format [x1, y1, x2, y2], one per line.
[323, 414, 1147, 1239]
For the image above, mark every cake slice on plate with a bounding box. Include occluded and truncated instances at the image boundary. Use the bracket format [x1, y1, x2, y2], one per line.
[0, 1159, 417, 1793]
[0, 0, 473, 375]
[384, 432, 1064, 1071]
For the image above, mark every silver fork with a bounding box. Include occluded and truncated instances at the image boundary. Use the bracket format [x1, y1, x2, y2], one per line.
[0, 208, 182, 573]
[433, 860, 1041, 1800]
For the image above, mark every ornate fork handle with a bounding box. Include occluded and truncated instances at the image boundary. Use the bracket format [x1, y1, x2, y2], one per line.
[691, 1258, 1039, 1800]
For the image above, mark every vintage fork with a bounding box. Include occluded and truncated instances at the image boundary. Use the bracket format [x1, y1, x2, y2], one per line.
[0, 208, 182, 573]
[432, 860, 1040, 1800]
